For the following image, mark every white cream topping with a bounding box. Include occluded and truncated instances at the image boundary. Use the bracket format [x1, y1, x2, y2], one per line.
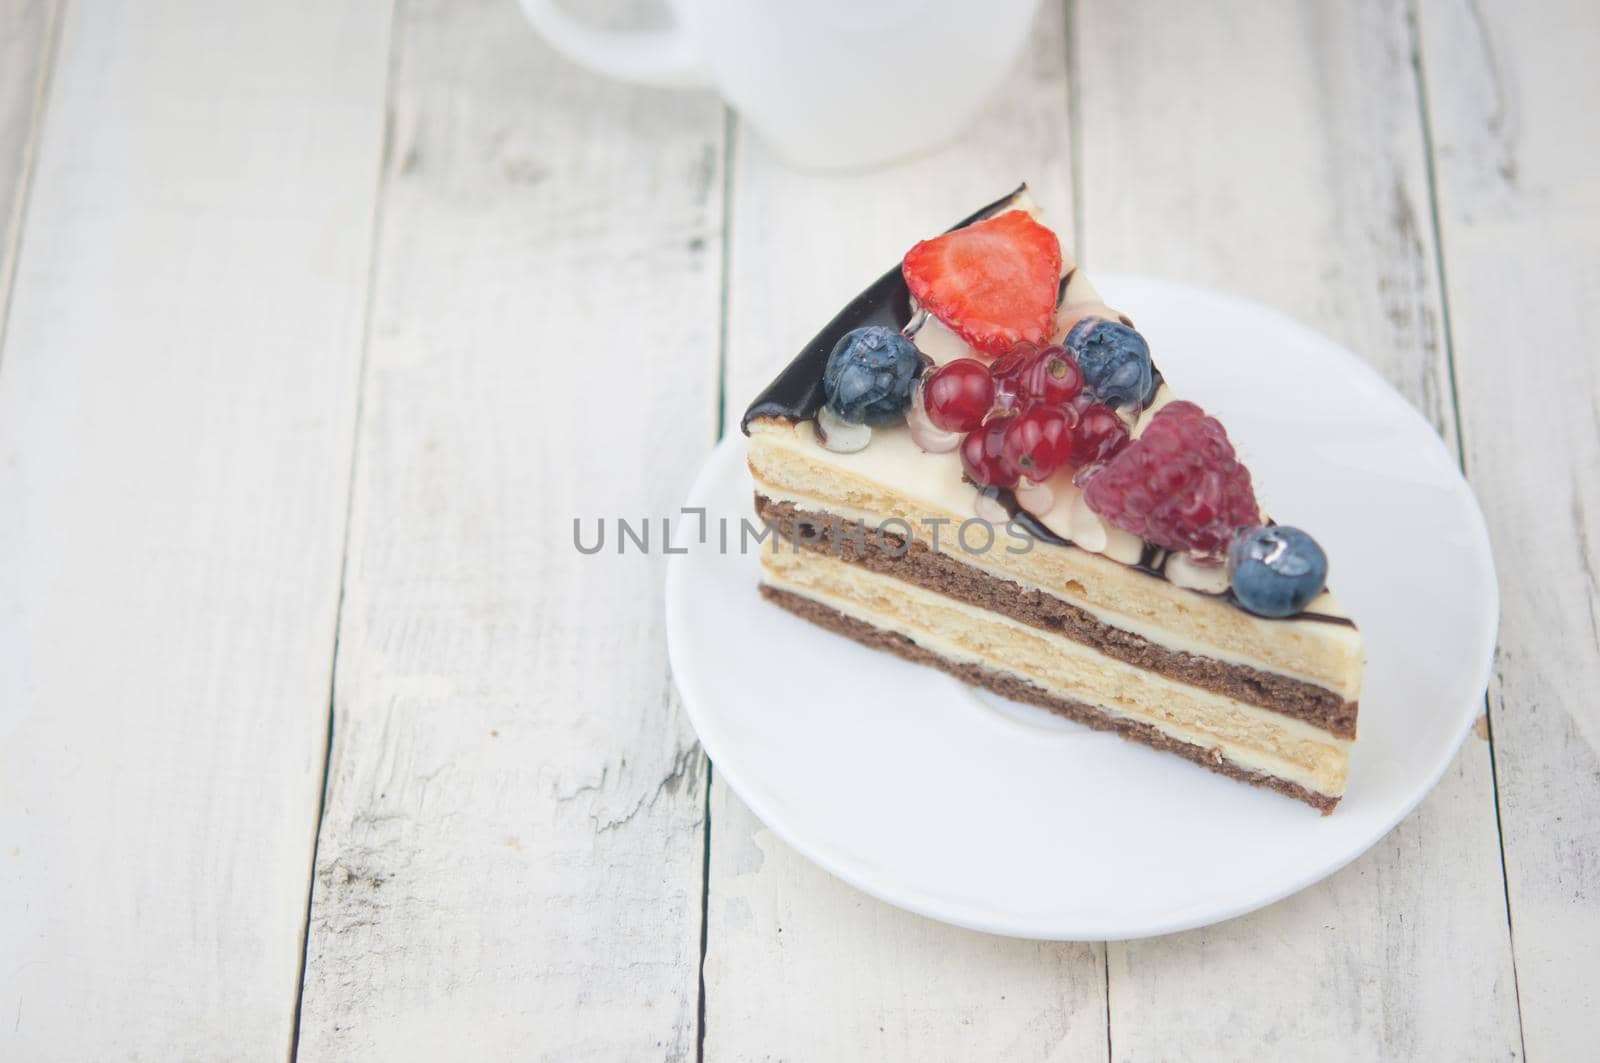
[973, 493, 1010, 526]
[1014, 478, 1056, 518]
[905, 379, 962, 453]
[1058, 270, 1105, 315]
[1034, 470, 1145, 564]
[814, 405, 871, 453]
[905, 312, 976, 366]
[1164, 552, 1232, 595]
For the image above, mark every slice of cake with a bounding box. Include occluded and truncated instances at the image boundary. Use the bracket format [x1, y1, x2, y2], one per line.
[741, 186, 1363, 812]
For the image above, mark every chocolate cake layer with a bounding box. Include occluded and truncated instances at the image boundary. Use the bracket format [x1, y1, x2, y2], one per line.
[756, 495, 1357, 739]
[762, 584, 1338, 813]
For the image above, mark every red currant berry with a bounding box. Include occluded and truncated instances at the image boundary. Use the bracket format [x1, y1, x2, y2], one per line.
[1071, 402, 1130, 465]
[922, 358, 995, 433]
[986, 344, 1033, 418]
[1014, 345, 1084, 405]
[988, 342, 1040, 381]
[1002, 405, 1075, 481]
[960, 417, 1020, 488]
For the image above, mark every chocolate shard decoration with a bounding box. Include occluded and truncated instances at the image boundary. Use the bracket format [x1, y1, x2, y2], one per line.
[740, 184, 1030, 434]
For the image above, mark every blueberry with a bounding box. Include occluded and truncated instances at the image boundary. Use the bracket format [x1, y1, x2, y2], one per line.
[822, 326, 924, 426]
[1228, 526, 1328, 618]
[1065, 319, 1152, 408]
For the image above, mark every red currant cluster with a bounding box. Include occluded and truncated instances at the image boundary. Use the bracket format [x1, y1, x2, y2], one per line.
[921, 343, 1130, 488]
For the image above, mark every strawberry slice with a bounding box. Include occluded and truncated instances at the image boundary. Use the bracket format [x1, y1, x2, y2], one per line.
[902, 210, 1062, 358]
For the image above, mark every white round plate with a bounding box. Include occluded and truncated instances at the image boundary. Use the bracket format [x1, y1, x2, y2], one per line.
[665, 275, 1498, 940]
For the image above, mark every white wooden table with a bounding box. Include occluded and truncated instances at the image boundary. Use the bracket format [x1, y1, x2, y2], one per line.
[1, 0, 1595, 1059]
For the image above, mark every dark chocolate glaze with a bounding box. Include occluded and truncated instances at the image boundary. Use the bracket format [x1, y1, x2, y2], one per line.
[1277, 609, 1354, 627]
[739, 184, 1032, 434]
[990, 486, 1072, 548]
[742, 186, 1355, 630]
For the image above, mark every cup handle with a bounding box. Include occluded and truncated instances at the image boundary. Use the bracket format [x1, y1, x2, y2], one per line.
[517, 0, 708, 87]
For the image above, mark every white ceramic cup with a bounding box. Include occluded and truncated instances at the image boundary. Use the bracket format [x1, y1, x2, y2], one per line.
[517, 0, 1042, 170]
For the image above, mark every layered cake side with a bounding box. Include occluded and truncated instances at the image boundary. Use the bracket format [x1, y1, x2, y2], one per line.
[741, 186, 1363, 811]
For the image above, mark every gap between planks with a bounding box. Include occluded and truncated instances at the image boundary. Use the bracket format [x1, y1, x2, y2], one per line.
[287, 9, 402, 1060]
[1405, 0, 1527, 1055]
[0, 0, 63, 364]
[697, 104, 739, 1063]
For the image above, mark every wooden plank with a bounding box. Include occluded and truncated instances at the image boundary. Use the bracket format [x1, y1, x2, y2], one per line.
[0, 0, 58, 332]
[1072, 1, 1523, 1058]
[291, 1, 725, 1058]
[703, 789, 1108, 1062]
[0, 0, 391, 1058]
[705, 4, 1111, 1059]
[1417, 0, 1600, 1057]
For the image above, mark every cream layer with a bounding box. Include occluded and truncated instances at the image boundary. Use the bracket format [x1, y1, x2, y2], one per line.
[748, 422, 1363, 701]
[762, 550, 1349, 798]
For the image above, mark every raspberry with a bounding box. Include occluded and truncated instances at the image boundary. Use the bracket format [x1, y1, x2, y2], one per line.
[1082, 401, 1259, 557]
